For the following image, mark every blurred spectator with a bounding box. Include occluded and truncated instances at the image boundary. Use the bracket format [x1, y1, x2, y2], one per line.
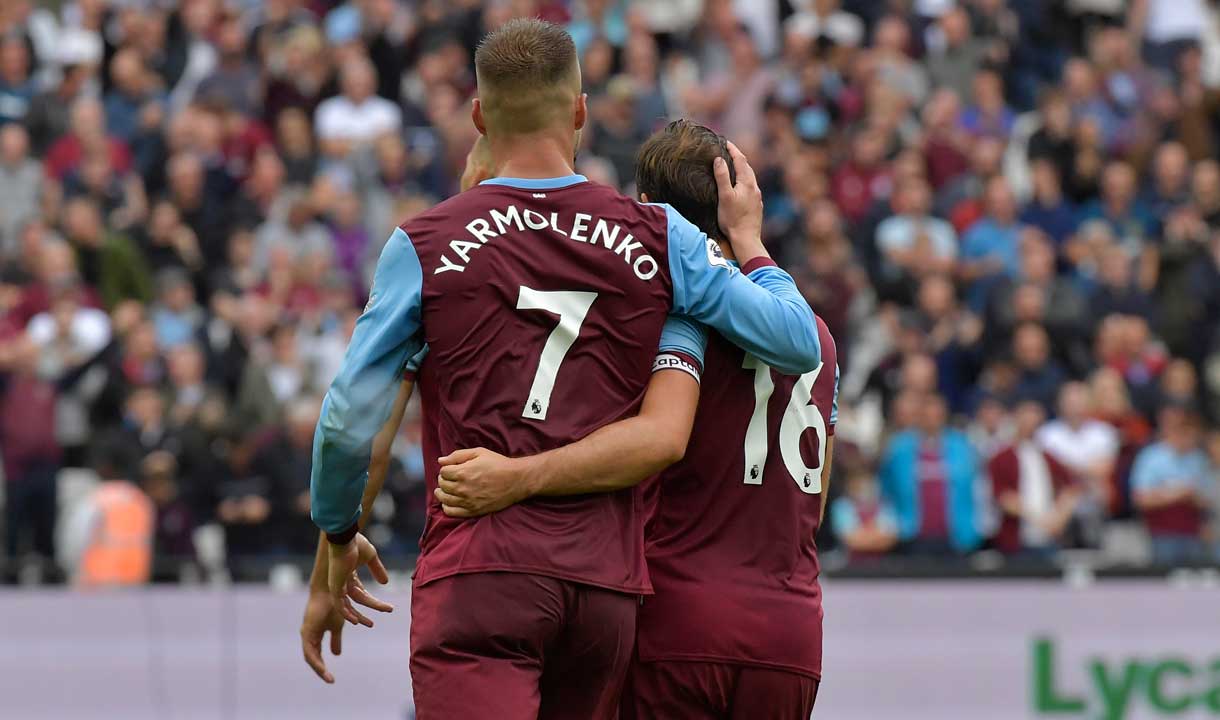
[26, 281, 111, 368]
[1011, 323, 1066, 413]
[920, 89, 969, 191]
[590, 76, 645, 188]
[262, 25, 329, 125]
[1026, 91, 1075, 188]
[786, 0, 865, 49]
[136, 199, 205, 281]
[879, 393, 982, 555]
[196, 11, 261, 117]
[989, 230, 1090, 369]
[326, 190, 370, 291]
[44, 97, 132, 183]
[959, 176, 1022, 308]
[959, 68, 1013, 140]
[94, 386, 177, 484]
[1079, 161, 1155, 253]
[1132, 0, 1209, 74]
[916, 274, 983, 411]
[1131, 403, 1215, 564]
[872, 15, 929, 106]
[832, 127, 892, 226]
[165, 342, 212, 428]
[104, 48, 165, 145]
[274, 109, 317, 186]
[1095, 315, 1167, 416]
[875, 178, 957, 289]
[925, 7, 986, 104]
[830, 466, 899, 561]
[0, 34, 34, 126]
[0, 335, 60, 580]
[568, 0, 629, 54]
[250, 396, 320, 555]
[1038, 382, 1119, 519]
[1175, 47, 1220, 162]
[0, 123, 42, 253]
[151, 267, 204, 349]
[141, 450, 196, 578]
[72, 474, 155, 588]
[1090, 367, 1153, 515]
[622, 33, 667, 135]
[1145, 142, 1192, 220]
[234, 322, 316, 432]
[688, 24, 772, 144]
[217, 444, 274, 574]
[24, 61, 91, 155]
[989, 400, 1080, 556]
[166, 151, 234, 267]
[61, 196, 152, 309]
[1020, 159, 1077, 248]
[314, 57, 400, 162]
[1089, 245, 1155, 323]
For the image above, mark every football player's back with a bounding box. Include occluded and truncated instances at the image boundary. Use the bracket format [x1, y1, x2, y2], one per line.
[638, 318, 837, 675]
[408, 174, 675, 591]
[624, 120, 839, 720]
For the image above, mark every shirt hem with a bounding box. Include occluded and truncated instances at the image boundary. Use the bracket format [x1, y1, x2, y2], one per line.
[635, 650, 822, 681]
[413, 563, 653, 596]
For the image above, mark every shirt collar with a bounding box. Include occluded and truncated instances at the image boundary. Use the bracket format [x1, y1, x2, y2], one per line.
[479, 174, 588, 190]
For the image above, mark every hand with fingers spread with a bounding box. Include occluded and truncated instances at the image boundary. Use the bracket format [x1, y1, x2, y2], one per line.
[327, 533, 394, 628]
[301, 533, 394, 683]
[713, 141, 766, 262]
[300, 583, 346, 684]
[435, 447, 536, 518]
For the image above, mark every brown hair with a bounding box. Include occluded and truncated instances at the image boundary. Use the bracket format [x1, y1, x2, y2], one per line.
[635, 120, 736, 240]
[474, 19, 580, 135]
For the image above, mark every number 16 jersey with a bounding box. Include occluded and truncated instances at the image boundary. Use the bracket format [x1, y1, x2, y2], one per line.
[638, 316, 839, 679]
[309, 174, 823, 595]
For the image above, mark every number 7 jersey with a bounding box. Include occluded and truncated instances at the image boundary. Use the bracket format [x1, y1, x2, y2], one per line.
[638, 316, 839, 680]
[309, 174, 823, 594]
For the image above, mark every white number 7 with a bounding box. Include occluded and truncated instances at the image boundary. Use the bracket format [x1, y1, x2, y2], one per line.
[741, 355, 826, 494]
[517, 287, 598, 421]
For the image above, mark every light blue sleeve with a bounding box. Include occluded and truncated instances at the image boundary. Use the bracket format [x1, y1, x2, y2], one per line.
[1129, 446, 1163, 493]
[311, 228, 425, 534]
[830, 363, 840, 426]
[659, 204, 820, 375]
[657, 314, 708, 367]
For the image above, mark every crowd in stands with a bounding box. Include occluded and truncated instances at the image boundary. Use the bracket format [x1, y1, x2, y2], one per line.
[1, 0, 1219, 583]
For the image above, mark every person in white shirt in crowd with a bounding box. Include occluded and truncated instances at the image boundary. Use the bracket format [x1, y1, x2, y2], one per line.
[989, 399, 1081, 557]
[1129, 0, 1209, 75]
[314, 57, 401, 162]
[784, 0, 865, 49]
[1036, 381, 1119, 544]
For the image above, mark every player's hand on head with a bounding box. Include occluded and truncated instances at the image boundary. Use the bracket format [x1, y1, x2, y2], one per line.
[435, 448, 532, 518]
[326, 533, 393, 628]
[713, 141, 765, 259]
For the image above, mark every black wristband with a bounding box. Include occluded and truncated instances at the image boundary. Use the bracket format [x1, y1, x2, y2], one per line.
[326, 522, 358, 546]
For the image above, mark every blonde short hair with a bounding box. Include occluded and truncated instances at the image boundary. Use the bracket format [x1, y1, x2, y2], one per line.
[474, 19, 580, 135]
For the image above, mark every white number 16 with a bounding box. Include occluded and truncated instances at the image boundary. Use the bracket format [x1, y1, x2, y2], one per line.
[741, 355, 826, 494]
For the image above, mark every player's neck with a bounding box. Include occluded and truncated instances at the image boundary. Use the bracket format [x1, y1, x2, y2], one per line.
[490, 134, 577, 180]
